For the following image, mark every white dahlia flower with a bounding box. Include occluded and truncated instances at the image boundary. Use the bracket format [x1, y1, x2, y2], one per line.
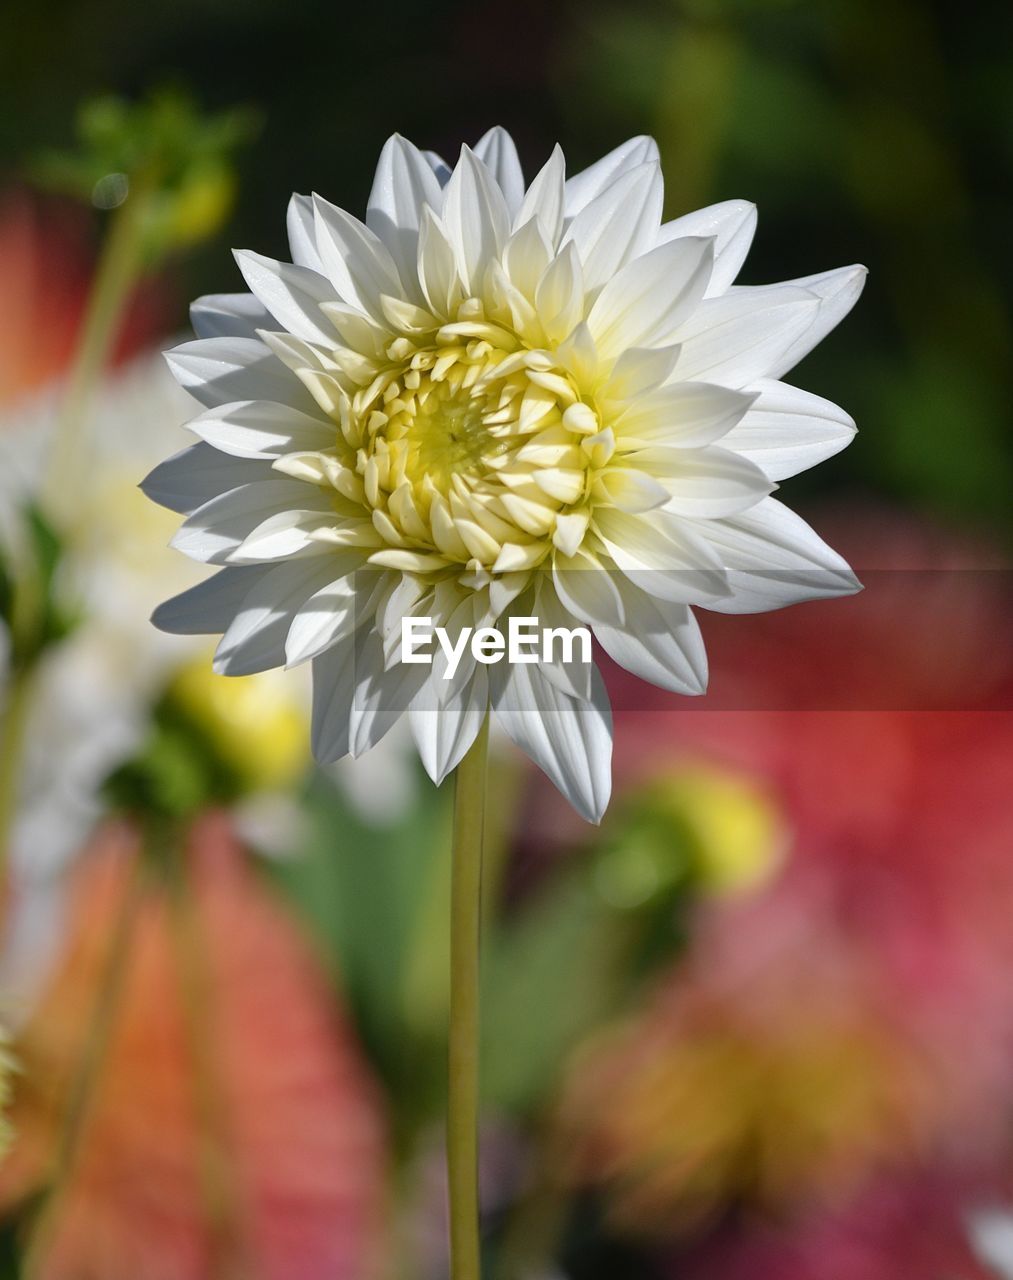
[146, 129, 864, 822]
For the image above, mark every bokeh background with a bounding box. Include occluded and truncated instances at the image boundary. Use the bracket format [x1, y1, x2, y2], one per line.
[0, 1, 1011, 1277]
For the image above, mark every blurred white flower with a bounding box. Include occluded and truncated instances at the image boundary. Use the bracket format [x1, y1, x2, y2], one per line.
[1, 353, 195, 880]
[147, 129, 863, 822]
[969, 1208, 1013, 1279]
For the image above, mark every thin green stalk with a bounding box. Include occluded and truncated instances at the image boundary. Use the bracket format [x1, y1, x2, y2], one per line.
[448, 715, 490, 1280]
[22, 852, 146, 1278]
[42, 180, 150, 519]
[0, 668, 34, 876]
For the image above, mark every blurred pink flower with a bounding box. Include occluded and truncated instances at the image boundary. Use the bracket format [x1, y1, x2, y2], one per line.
[557, 893, 967, 1231]
[607, 509, 1013, 1090]
[0, 813, 387, 1279]
[551, 508, 1013, 1231]
[675, 1175, 1003, 1280]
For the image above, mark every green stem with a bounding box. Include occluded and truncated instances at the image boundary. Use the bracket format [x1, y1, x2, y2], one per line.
[42, 181, 149, 519]
[0, 667, 34, 877]
[448, 715, 489, 1280]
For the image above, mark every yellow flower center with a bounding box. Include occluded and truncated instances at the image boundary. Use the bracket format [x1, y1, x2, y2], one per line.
[338, 303, 610, 573]
[397, 366, 509, 492]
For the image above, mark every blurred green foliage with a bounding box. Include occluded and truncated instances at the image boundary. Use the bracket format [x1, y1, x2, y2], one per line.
[103, 689, 255, 822]
[32, 89, 259, 264]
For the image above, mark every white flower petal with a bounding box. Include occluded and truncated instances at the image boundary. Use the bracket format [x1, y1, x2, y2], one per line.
[502, 217, 553, 301]
[602, 345, 681, 401]
[594, 507, 730, 604]
[214, 558, 337, 675]
[684, 496, 861, 613]
[310, 637, 360, 763]
[366, 133, 445, 292]
[486, 259, 540, 338]
[417, 206, 464, 317]
[375, 571, 428, 654]
[552, 510, 590, 558]
[494, 661, 612, 824]
[151, 566, 266, 635]
[165, 337, 321, 414]
[671, 286, 820, 387]
[534, 241, 585, 343]
[286, 193, 324, 271]
[474, 126, 525, 216]
[657, 199, 757, 296]
[615, 382, 755, 448]
[561, 162, 664, 292]
[737, 264, 867, 378]
[140, 442, 272, 514]
[720, 379, 856, 480]
[312, 194, 404, 321]
[596, 467, 670, 513]
[227, 506, 338, 563]
[564, 135, 659, 216]
[553, 548, 626, 628]
[442, 146, 511, 293]
[186, 399, 336, 460]
[255, 328, 328, 378]
[233, 249, 340, 346]
[515, 144, 565, 244]
[190, 293, 272, 340]
[652, 446, 774, 517]
[285, 571, 362, 665]
[587, 236, 713, 357]
[420, 593, 486, 696]
[169, 477, 322, 564]
[348, 629, 428, 757]
[529, 580, 594, 702]
[554, 321, 600, 390]
[593, 584, 708, 695]
[409, 664, 489, 786]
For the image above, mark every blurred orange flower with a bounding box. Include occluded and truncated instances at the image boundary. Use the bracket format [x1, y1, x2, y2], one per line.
[0, 813, 387, 1279]
[0, 191, 169, 412]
